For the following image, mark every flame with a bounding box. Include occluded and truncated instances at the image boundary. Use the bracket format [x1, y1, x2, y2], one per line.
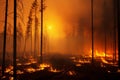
[89, 49, 113, 58]
[76, 63, 81, 67]
[5, 65, 13, 73]
[49, 67, 60, 73]
[68, 71, 76, 76]
[17, 63, 22, 66]
[25, 67, 36, 73]
[23, 57, 37, 66]
[38, 63, 50, 70]
[9, 77, 13, 80]
[17, 70, 24, 74]
[100, 57, 108, 64]
[74, 59, 90, 64]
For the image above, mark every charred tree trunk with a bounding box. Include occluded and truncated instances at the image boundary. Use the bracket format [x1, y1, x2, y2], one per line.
[103, 0, 107, 60]
[31, 19, 32, 57]
[13, 0, 17, 79]
[34, 0, 37, 58]
[23, 37, 27, 57]
[40, 0, 43, 63]
[91, 0, 94, 64]
[2, 0, 8, 76]
[113, 0, 117, 63]
[117, 0, 120, 68]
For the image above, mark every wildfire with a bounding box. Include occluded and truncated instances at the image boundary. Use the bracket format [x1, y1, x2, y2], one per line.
[89, 49, 113, 58]
[17, 70, 24, 74]
[25, 67, 36, 73]
[23, 57, 37, 66]
[75, 63, 81, 67]
[67, 71, 76, 76]
[38, 63, 50, 70]
[100, 57, 108, 64]
[24, 63, 51, 73]
[49, 67, 60, 73]
[5, 65, 13, 73]
[9, 77, 13, 80]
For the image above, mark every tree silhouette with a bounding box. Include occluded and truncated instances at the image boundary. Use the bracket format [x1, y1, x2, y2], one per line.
[2, 0, 8, 76]
[117, 0, 120, 68]
[91, 0, 94, 64]
[13, 0, 17, 79]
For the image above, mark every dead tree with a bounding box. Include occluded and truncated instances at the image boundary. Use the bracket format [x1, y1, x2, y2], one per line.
[13, 0, 17, 79]
[2, 0, 8, 76]
[34, 0, 39, 58]
[91, 0, 94, 64]
[113, 0, 117, 63]
[117, 0, 120, 68]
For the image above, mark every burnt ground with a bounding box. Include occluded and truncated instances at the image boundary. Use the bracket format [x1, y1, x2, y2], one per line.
[0, 53, 120, 80]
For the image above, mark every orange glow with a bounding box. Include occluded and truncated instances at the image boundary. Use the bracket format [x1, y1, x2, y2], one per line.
[38, 63, 50, 70]
[49, 67, 60, 73]
[25, 67, 36, 73]
[89, 49, 113, 58]
[68, 71, 76, 76]
[44, 13, 66, 39]
[5, 65, 13, 73]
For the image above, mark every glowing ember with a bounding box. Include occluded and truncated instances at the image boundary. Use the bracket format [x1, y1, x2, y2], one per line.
[100, 58, 108, 64]
[38, 63, 50, 70]
[9, 77, 13, 80]
[25, 67, 36, 73]
[76, 63, 81, 67]
[89, 49, 113, 58]
[5, 65, 13, 73]
[107, 70, 111, 73]
[74, 59, 90, 64]
[95, 50, 105, 57]
[23, 57, 37, 66]
[17, 70, 24, 74]
[68, 71, 76, 76]
[117, 69, 120, 73]
[49, 67, 60, 73]
[24, 62, 32, 65]
[70, 56, 76, 60]
[17, 63, 22, 66]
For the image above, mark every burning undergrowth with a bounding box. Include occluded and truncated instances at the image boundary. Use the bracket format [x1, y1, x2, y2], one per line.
[0, 53, 119, 80]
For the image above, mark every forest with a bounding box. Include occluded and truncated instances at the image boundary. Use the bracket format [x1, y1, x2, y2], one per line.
[0, 0, 120, 80]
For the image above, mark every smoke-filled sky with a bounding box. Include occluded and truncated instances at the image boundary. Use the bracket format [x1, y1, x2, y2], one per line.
[0, 0, 117, 55]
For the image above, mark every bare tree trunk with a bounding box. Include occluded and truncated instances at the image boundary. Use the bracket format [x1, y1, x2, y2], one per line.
[13, 0, 17, 79]
[2, 0, 8, 76]
[117, 0, 120, 68]
[113, 0, 117, 63]
[23, 37, 27, 58]
[91, 0, 94, 64]
[30, 19, 32, 57]
[103, 0, 107, 60]
[34, 0, 37, 58]
[40, 0, 43, 63]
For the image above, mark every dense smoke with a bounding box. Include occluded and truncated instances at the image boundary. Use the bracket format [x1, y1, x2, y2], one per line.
[0, 0, 117, 57]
